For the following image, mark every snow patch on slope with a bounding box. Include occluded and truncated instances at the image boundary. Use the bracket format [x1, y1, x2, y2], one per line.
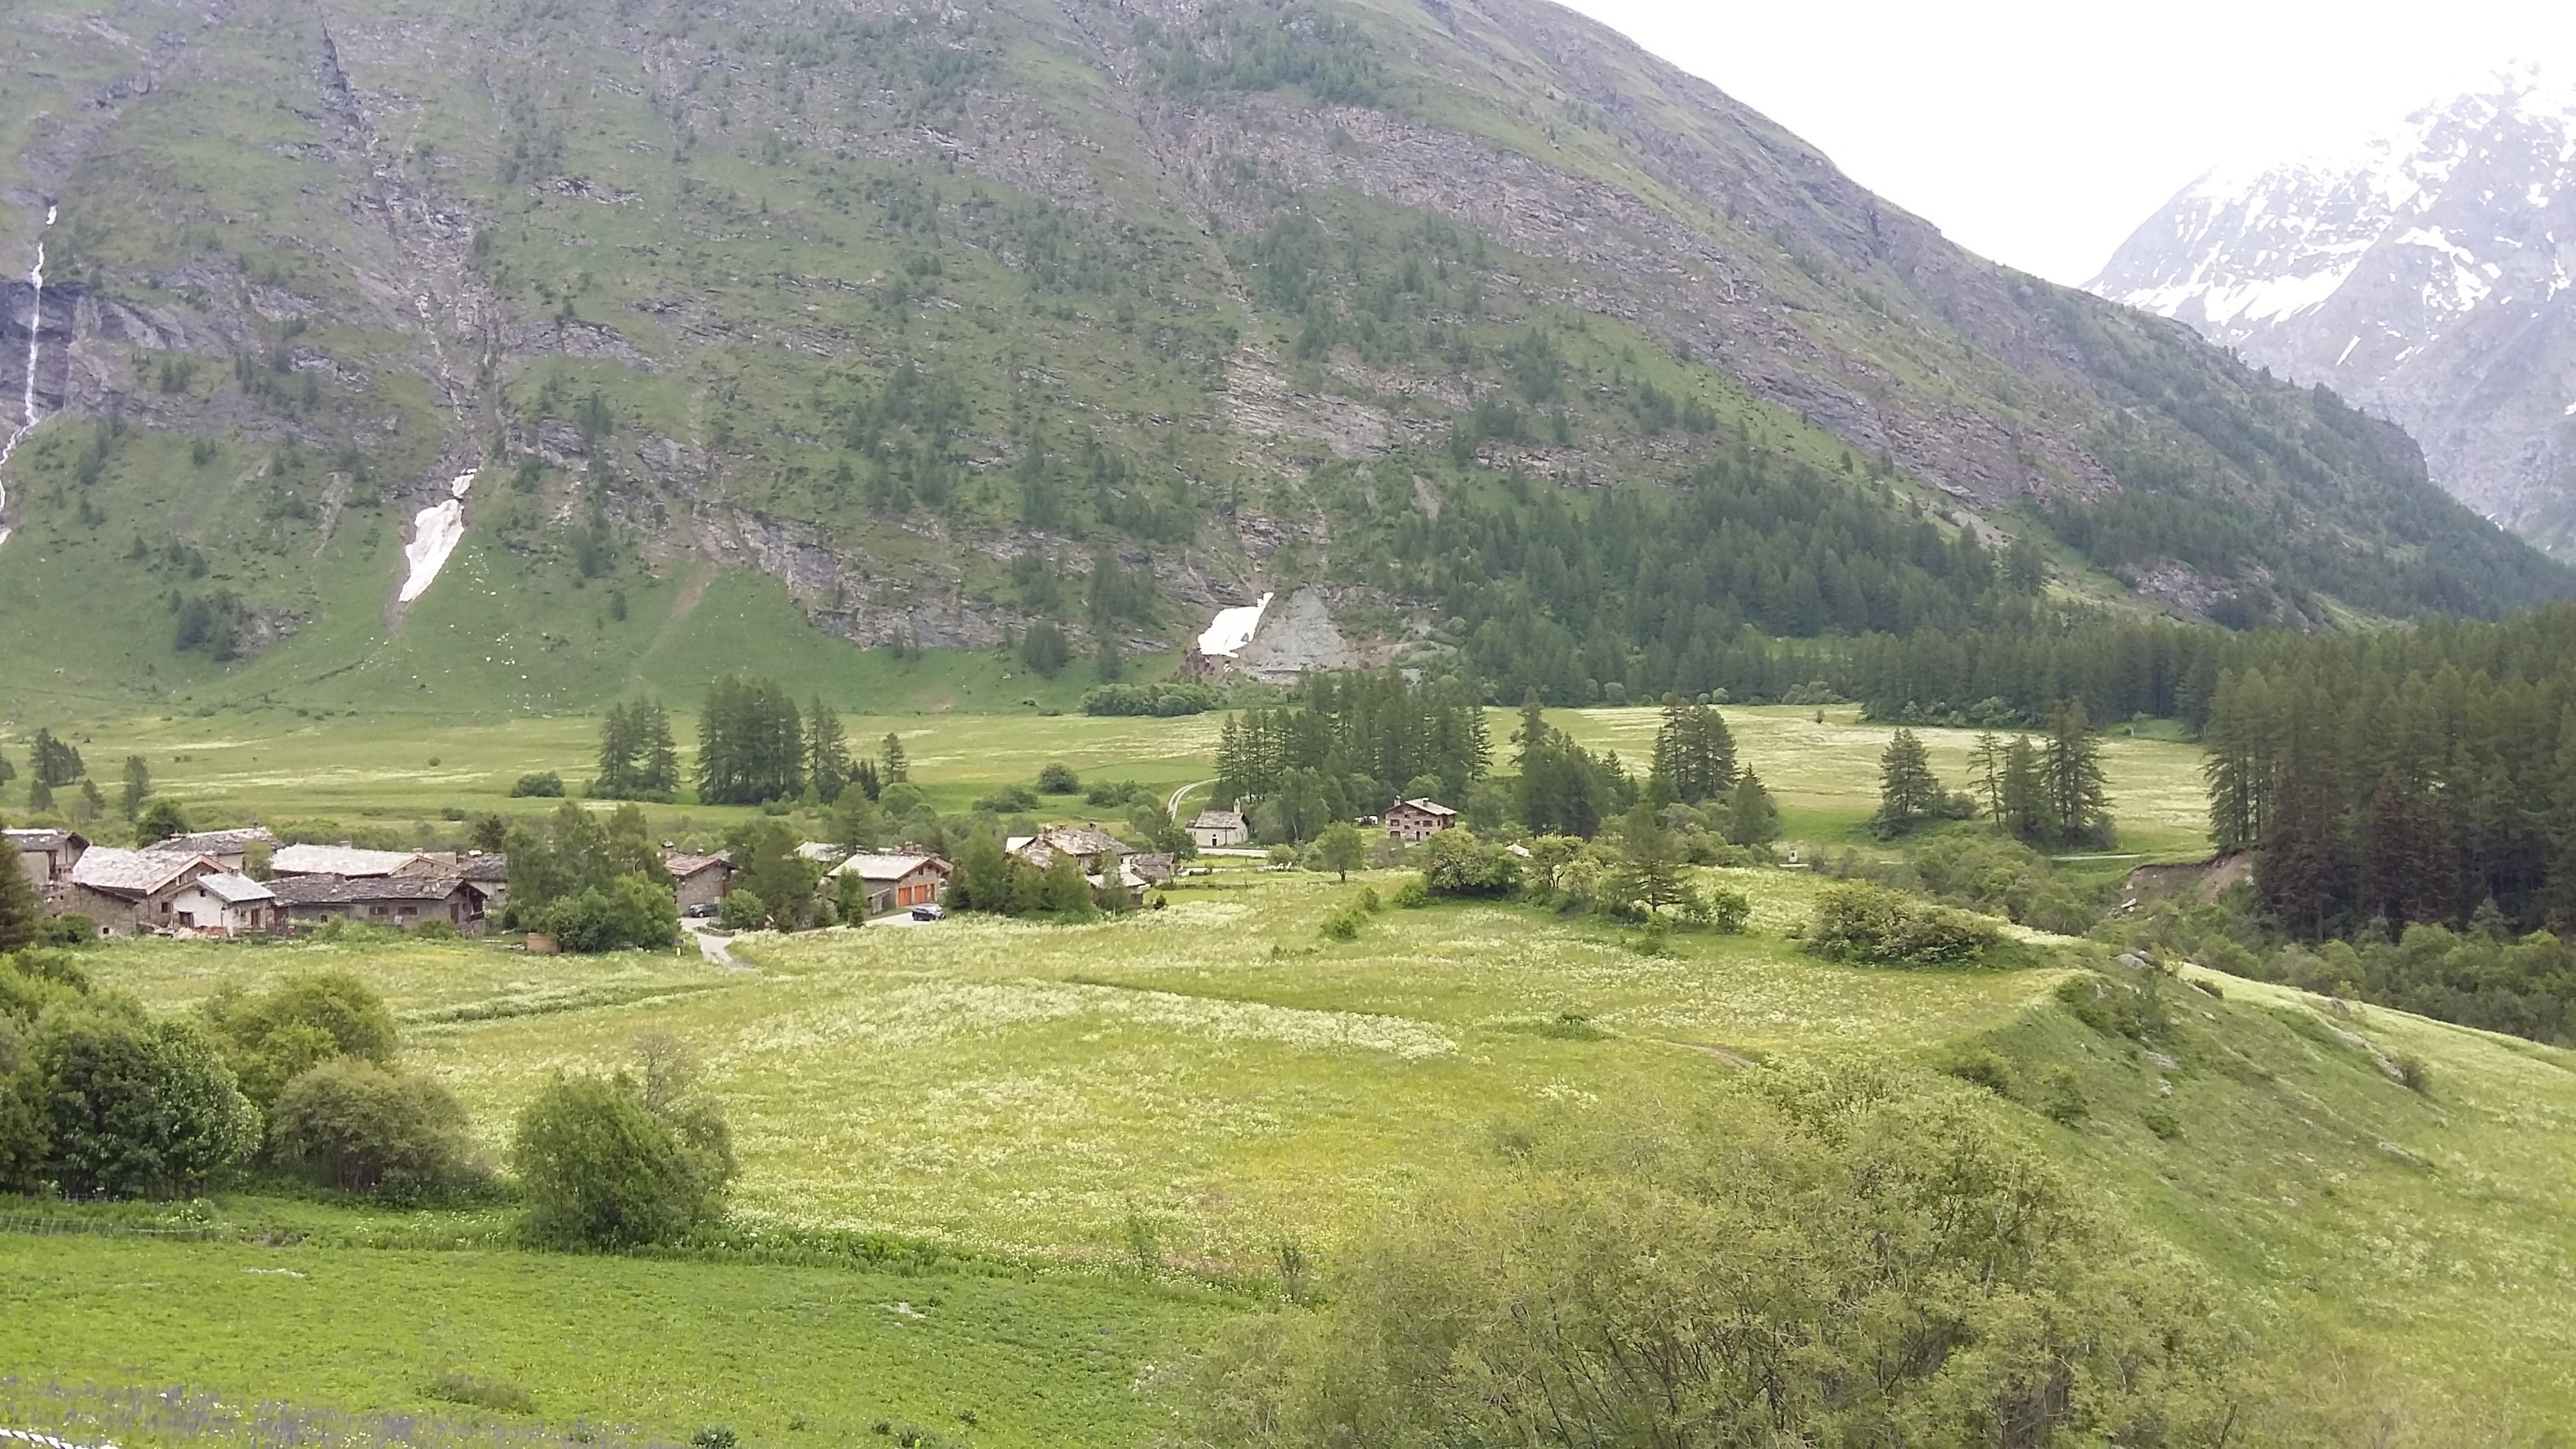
[1196, 592, 1273, 657]
[397, 470, 478, 604]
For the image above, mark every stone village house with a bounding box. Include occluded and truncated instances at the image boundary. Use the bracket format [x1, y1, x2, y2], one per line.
[1385, 798, 1458, 844]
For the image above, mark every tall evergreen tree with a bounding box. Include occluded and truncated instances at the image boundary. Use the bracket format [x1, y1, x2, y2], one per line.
[1968, 732, 2006, 824]
[1999, 737, 2045, 843]
[595, 703, 640, 798]
[881, 732, 910, 784]
[2039, 698, 2112, 848]
[1614, 803, 1690, 914]
[29, 730, 83, 788]
[695, 676, 805, 804]
[1872, 728, 1942, 838]
[806, 698, 853, 804]
[635, 700, 680, 799]
[119, 756, 151, 822]
[0, 830, 40, 953]
[1648, 701, 1736, 805]
[1722, 770, 1780, 847]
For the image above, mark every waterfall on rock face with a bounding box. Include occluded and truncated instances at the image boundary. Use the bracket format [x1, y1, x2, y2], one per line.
[0, 202, 58, 549]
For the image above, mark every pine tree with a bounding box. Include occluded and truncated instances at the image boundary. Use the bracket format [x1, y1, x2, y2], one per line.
[1722, 769, 1780, 847]
[1614, 803, 1689, 914]
[0, 831, 41, 953]
[695, 677, 805, 804]
[28, 729, 84, 789]
[807, 697, 852, 804]
[880, 732, 909, 784]
[2039, 698, 2111, 848]
[1872, 728, 1941, 838]
[120, 755, 152, 822]
[1648, 701, 1735, 805]
[1968, 732, 2006, 825]
[2000, 737, 2044, 843]
[635, 701, 680, 799]
[595, 703, 639, 798]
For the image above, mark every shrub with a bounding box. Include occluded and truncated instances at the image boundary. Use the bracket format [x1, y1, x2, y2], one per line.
[421, 1372, 537, 1415]
[512, 1074, 735, 1249]
[1181, 1084, 2243, 1447]
[535, 877, 681, 953]
[1035, 762, 1080, 795]
[509, 772, 567, 799]
[1940, 1046, 2020, 1097]
[2038, 1064, 2091, 1125]
[718, 888, 769, 933]
[1684, 884, 1751, 934]
[2142, 1106, 2183, 1140]
[35, 913, 98, 947]
[410, 919, 459, 941]
[1391, 878, 1431, 909]
[267, 1058, 480, 1200]
[202, 971, 399, 1110]
[1080, 682, 1219, 717]
[34, 1009, 260, 1198]
[974, 784, 1039, 814]
[1807, 883, 2002, 968]
[2394, 1054, 2432, 1095]
[1419, 829, 1522, 899]
[1320, 907, 1365, 942]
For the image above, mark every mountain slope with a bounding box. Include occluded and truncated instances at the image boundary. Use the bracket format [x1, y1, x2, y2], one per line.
[0, 0, 2566, 711]
[2094, 70, 2576, 550]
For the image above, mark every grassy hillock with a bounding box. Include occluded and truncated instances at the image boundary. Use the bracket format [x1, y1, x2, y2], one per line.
[9, 842, 2574, 1442]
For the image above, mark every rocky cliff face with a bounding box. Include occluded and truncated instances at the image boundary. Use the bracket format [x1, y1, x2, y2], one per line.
[2094, 70, 2576, 548]
[0, 0, 2561, 701]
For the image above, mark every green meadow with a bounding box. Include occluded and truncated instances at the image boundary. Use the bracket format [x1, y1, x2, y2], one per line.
[13, 701, 2573, 1443]
[0, 704, 2211, 861]
[9, 859, 2576, 1443]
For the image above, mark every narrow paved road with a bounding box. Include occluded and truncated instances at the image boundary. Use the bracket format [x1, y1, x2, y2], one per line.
[683, 920, 748, 970]
[1169, 779, 1213, 819]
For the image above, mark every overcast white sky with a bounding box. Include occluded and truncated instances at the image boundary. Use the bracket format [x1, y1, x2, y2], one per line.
[1552, 0, 2576, 286]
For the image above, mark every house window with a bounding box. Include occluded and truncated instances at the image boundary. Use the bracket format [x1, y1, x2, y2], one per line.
[370, 906, 389, 917]
[177, 911, 196, 927]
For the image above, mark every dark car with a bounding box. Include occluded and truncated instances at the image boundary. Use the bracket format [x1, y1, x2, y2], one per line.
[909, 903, 945, 922]
[683, 901, 720, 919]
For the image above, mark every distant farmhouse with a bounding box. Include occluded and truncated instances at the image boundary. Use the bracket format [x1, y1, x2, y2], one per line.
[1187, 808, 1249, 850]
[4, 827, 88, 897]
[663, 849, 736, 915]
[830, 852, 952, 916]
[63, 848, 230, 934]
[1385, 798, 1458, 844]
[269, 873, 492, 934]
[1009, 826, 1150, 905]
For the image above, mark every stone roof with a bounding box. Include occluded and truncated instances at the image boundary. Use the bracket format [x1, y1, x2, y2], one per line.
[1129, 852, 1178, 885]
[189, 871, 276, 904]
[1015, 825, 1133, 860]
[155, 828, 281, 856]
[2, 828, 85, 854]
[662, 850, 732, 880]
[70, 848, 219, 898]
[1189, 810, 1246, 830]
[461, 853, 510, 882]
[834, 852, 949, 882]
[270, 874, 470, 906]
[271, 844, 429, 878]
[1393, 798, 1457, 818]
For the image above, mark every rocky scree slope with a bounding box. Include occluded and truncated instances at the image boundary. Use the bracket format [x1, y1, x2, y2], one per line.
[0, 0, 2563, 705]
[2095, 69, 2576, 552]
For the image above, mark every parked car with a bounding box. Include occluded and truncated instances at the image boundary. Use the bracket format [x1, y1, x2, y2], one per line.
[909, 903, 945, 922]
[683, 901, 720, 919]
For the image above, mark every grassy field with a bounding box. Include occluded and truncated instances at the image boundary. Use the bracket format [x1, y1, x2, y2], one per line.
[21, 848, 2574, 1441]
[0, 703, 2213, 862]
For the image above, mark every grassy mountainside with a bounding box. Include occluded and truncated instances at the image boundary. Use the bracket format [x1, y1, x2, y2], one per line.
[0, 0, 2566, 708]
